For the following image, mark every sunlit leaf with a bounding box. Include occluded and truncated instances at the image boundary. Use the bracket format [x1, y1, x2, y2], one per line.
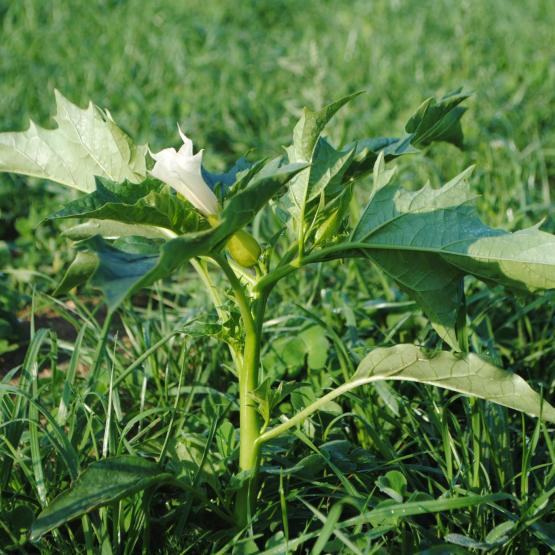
[328, 166, 555, 347]
[0, 91, 146, 191]
[292, 93, 362, 163]
[285, 94, 360, 227]
[354, 345, 555, 422]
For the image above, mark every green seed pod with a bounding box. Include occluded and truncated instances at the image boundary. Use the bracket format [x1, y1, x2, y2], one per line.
[227, 229, 262, 267]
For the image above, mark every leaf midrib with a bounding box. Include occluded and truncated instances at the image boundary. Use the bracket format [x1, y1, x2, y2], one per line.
[334, 241, 555, 268]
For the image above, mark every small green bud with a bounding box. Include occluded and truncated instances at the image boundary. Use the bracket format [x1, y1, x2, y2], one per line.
[227, 229, 261, 267]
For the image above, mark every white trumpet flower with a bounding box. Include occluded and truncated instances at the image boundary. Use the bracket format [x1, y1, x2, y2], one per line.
[151, 128, 220, 217]
[151, 128, 262, 267]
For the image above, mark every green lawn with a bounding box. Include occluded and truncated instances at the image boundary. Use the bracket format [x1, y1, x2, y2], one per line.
[1, 0, 555, 552]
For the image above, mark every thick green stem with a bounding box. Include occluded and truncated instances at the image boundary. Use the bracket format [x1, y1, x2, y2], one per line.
[234, 322, 261, 524]
[214, 255, 264, 526]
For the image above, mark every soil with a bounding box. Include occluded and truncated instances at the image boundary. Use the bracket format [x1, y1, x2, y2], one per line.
[0, 299, 122, 375]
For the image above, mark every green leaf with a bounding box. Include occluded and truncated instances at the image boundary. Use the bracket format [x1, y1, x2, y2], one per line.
[287, 139, 356, 236]
[53, 179, 155, 214]
[445, 533, 495, 550]
[485, 521, 517, 545]
[62, 219, 170, 241]
[86, 236, 160, 309]
[262, 324, 330, 378]
[376, 470, 407, 502]
[219, 159, 305, 230]
[51, 180, 206, 236]
[0, 91, 146, 192]
[353, 345, 555, 422]
[406, 88, 468, 148]
[301, 325, 330, 369]
[281, 91, 468, 240]
[252, 379, 296, 426]
[342, 166, 555, 347]
[285, 95, 360, 228]
[292, 93, 362, 162]
[307, 138, 356, 202]
[343, 492, 510, 527]
[54, 251, 99, 295]
[112, 236, 165, 255]
[30, 455, 172, 541]
[345, 90, 468, 180]
[345, 135, 417, 181]
[202, 157, 253, 192]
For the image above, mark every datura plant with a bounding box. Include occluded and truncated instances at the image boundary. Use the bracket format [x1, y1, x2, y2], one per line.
[1, 89, 555, 538]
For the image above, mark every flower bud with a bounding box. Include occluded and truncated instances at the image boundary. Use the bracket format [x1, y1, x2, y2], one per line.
[151, 129, 220, 217]
[227, 230, 261, 267]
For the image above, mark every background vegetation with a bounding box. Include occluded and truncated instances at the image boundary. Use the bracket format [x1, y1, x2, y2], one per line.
[1, 0, 554, 552]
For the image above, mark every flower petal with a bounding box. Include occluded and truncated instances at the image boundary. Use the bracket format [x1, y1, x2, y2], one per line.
[151, 135, 220, 217]
[177, 126, 194, 157]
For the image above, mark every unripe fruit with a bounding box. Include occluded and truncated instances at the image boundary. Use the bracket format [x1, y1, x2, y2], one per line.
[227, 230, 261, 267]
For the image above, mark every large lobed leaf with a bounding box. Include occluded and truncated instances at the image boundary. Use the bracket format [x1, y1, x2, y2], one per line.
[339, 165, 555, 348]
[258, 344, 555, 448]
[0, 90, 146, 191]
[30, 455, 172, 541]
[354, 344, 555, 422]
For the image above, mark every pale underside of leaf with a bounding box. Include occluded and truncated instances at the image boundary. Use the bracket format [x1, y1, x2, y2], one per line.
[0, 90, 146, 191]
[354, 344, 555, 422]
[62, 219, 173, 241]
[257, 344, 555, 448]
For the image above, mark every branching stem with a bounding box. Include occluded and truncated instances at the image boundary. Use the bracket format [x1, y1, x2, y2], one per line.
[213, 254, 263, 526]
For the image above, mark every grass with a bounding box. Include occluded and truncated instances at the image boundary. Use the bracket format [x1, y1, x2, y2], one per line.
[1, 0, 555, 552]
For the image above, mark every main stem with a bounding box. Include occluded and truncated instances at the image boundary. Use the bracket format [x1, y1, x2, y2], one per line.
[214, 255, 264, 526]
[235, 314, 261, 523]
